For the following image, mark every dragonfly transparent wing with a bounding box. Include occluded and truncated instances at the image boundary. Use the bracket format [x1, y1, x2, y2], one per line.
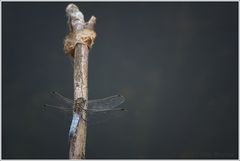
[47, 92, 126, 113]
[88, 95, 126, 112]
[87, 95, 126, 125]
[44, 92, 127, 125]
[43, 104, 72, 112]
[49, 91, 73, 109]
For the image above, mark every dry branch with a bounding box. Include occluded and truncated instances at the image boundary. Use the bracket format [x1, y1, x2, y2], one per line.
[64, 3, 96, 159]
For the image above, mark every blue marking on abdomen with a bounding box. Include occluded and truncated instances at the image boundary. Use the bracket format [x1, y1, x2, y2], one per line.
[69, 113, 80, 138]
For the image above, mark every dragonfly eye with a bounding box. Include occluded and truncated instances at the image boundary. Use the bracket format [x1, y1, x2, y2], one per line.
[80, 97, 86, 103]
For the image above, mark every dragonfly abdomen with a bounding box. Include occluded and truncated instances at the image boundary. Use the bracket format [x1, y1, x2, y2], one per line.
[69, 113, 80, 138]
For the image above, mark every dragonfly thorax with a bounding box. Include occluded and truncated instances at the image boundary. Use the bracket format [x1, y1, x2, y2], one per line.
[74, 97, 86, 114]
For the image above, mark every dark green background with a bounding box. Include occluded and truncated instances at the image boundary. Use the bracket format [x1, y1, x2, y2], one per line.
[2, 2, 238, 159]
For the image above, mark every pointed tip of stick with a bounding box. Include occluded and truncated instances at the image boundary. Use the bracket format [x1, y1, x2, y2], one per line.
[89, 16, 96, 22]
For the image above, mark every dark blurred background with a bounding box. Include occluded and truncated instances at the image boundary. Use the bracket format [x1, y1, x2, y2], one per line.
[2, 2, 238, 159]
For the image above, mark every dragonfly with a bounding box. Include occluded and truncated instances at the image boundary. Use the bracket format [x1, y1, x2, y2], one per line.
[44, 91, 126, 138]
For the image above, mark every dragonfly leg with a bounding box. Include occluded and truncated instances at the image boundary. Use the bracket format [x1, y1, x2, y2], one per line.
[79, 108, 88, 122]
[80, 113, 87, 122]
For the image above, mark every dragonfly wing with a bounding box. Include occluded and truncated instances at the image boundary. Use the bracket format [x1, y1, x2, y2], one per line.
[88, 110, 126, 125]
[49, 91, 73, 108]
[88, 95, 125, 112]
[69, 113, 80, 138]
[43, 104, 72, 112]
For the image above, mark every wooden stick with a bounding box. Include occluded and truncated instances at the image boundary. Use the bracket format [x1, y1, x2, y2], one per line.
[65, 3, 96, 159]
